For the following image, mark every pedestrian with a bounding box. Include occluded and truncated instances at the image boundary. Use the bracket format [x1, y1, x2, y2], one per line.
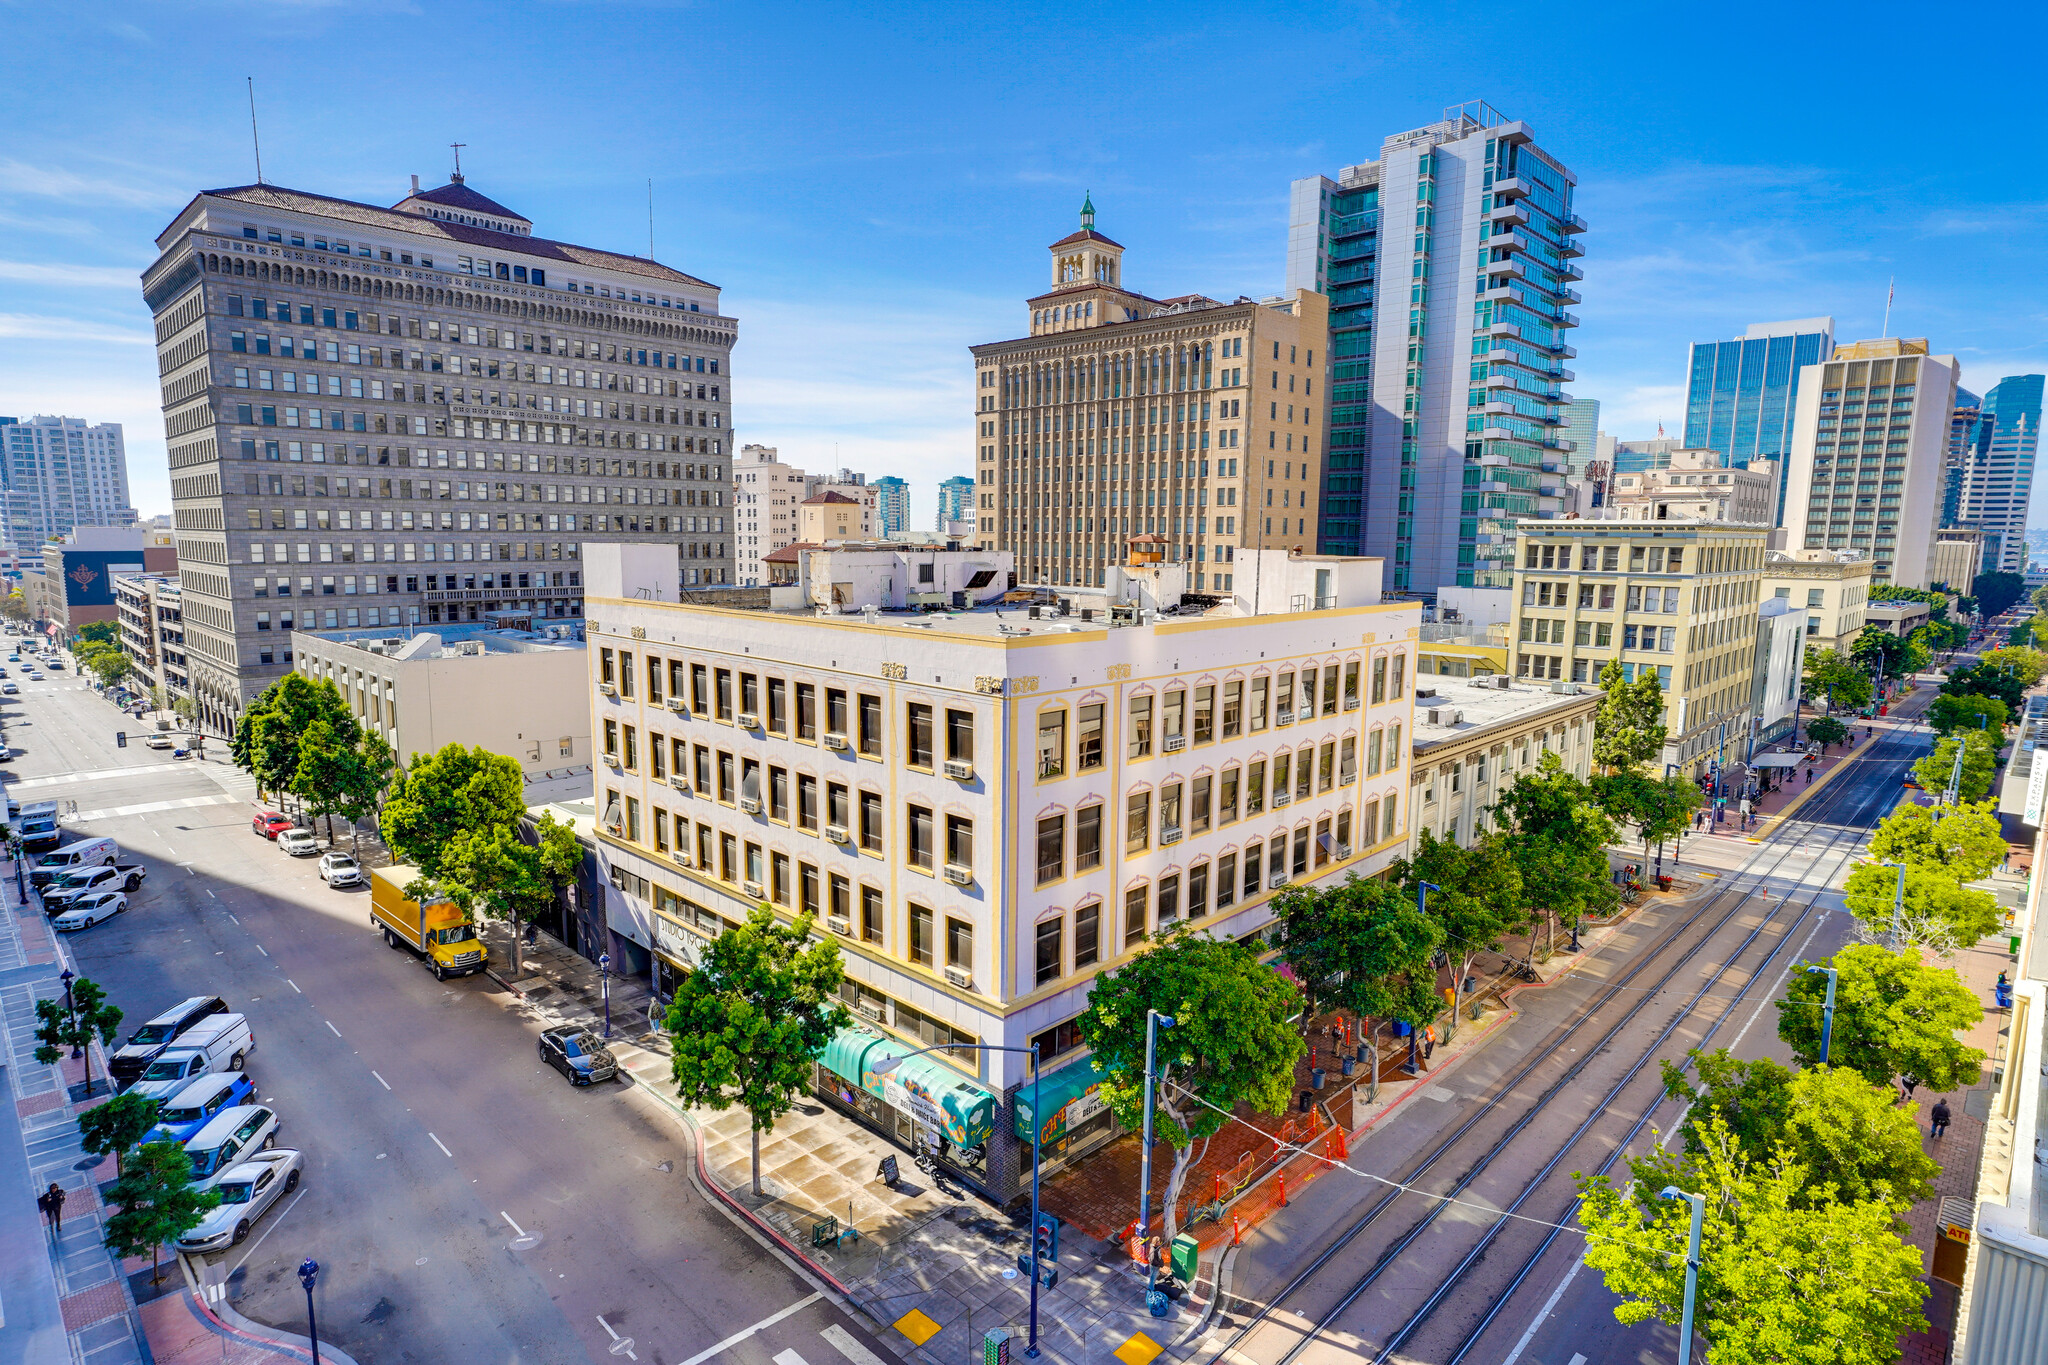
[525, 920, 539, 948]
[41, 1181, 64, 1237]
[1422, 1024, 1437, 1062]
[1930, 1098, 1952, 1139]
[1900, 1073, 1919, 1101]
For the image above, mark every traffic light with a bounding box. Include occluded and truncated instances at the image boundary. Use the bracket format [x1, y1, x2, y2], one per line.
[115, 732, 126, 748]
[1018, 1212, 1060, 1287]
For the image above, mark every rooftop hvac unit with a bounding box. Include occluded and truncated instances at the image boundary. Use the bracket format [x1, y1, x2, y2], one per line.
[1427, 707, 1463, 725]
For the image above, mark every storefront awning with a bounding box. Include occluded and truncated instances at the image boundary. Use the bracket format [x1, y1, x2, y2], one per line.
[1751, 754, 1804, 769]
[1013, 1057, 1108, 1144]
[860, 1047, 997, 1148]
[817, 1024, 888, 1083]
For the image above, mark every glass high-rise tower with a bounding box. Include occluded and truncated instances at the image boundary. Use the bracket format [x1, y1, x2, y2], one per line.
[1960, 374, 2043, 574]
[1683, 319, 1832, 527]
[1289, 102, 1582, 593]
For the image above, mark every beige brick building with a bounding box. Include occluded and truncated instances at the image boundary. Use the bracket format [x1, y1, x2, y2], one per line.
[972, 199, 1329, 594]
[1508, 518, 1770, 778]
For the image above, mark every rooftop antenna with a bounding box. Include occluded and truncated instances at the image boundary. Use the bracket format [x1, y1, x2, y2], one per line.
[450, 142, 467, 183]
[246, 78, 264, 185]
[1882, 276, 1895, 338]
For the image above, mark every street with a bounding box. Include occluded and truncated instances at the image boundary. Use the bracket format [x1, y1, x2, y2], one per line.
[14, 664, 903, 1365]
[1204, 690, 1937, 1365]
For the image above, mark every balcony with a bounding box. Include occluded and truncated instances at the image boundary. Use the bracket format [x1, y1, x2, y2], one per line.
[1563, 214, 1588, 234]
[1558, 261, 1584, 282]
[1489, 202, 1529, 230]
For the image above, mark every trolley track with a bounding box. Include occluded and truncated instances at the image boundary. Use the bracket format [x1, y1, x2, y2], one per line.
[1208, 718, 1925, 1365]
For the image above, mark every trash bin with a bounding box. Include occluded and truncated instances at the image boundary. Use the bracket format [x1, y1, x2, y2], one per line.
[1311, 1067, 1326, 1090]
[1170, 1233, 1199, 1285]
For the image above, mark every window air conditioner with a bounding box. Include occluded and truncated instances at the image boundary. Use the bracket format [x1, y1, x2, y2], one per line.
[602, 752, 621, 768]
[944, 864, 973, 886]
[1159, 825, 1183, 845]
[742, 880, 765, 900]
[737, 712, 760, 730]
[1273, 791, 1293, 807]
[827, 915, 853, 937]
[943, 759, 974, 781]
[596, 682, 617, 696]
[1269, 872, 1291, 890]
[826, 824, 851, 844]
[944, 966, 974, 991]
[669, 774, 691, 793]
[824, 732, 850, 751]
[738, 796, 763, 815]
[1163, 734, 1186, 752]
[666, 697, 687, 713]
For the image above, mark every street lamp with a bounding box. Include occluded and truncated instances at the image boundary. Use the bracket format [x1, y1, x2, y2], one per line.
[1658, 1186, 1704, 1365]
[1804, 965, 1838, 1064]
[1137, 1008, 1176, 1316]
[1881, 861, 1907, 950]
[297, 1259, 322, 1365]
[598, 953, 612, 1039]
[60, 968, 80, 1059]
[873, 1039, 1051, 1351]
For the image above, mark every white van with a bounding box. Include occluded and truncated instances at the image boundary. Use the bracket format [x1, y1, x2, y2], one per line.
[182, 1106, 279, 1190]
[29, 837, 118, 888]
[157, 1013, 255, 1075]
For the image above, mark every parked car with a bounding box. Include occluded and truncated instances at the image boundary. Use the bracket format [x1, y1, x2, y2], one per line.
[252, 811, 292, 839]
[144, 1072, 256, 1144]
[109, 997, 229, 1086]
[144, 733, 173, 750]
[318, 853, 362, 887]
[176, 1149, 302, 1251]
[3, 683, 18, 695]
[31, 837, 120, 887]
[40, 862, 145, 907]
[52, 890, 127, 930]
[538, 1025, 619, 1086]
[182, 1106, 279, 1192]
[130, 1049, 227, 1102]
[277, 829, 320, 857]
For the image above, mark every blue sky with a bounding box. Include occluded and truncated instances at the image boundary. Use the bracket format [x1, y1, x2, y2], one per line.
[3, 1, 2046, 530]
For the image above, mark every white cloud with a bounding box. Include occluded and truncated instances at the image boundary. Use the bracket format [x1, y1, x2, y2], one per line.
[0, 260, 145, 290]
[0, 159, 183, 210]
[0, 314, 152, 345]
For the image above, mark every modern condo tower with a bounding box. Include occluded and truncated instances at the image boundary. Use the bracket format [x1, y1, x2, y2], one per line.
[140, 172, 737, 734]
[1287, 102, 1583, 594]
[1959, 374, 2043, 574]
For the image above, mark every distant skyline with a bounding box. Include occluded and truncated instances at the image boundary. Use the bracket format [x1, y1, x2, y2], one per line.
[3, 3, 2046, 531]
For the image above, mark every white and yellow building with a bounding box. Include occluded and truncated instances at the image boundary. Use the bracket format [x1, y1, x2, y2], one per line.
[580, 541, 1418, 1202]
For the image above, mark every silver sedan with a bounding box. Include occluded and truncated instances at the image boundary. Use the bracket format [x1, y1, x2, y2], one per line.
[177, 1148, 304, 1251]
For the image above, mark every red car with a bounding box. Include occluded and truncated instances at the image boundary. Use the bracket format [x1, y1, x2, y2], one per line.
[252, 811, 293, 839]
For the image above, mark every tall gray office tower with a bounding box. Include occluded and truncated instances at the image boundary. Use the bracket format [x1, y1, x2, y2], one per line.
[0, 415, 138, 547]
[1944, 388, 1985, 529]
[1958, 374, 2043, 573]
[1289, 102, 1581, 593]
[141, 172, 738, 734]
[1559, 398, 1600, 476]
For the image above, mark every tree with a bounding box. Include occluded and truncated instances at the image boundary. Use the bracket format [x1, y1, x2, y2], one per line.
[1911, 731, 1999, 802]
[73, 621, 118, 648]
[172, 696, 197, 727]
[1080, 926, 1303, 1249]
[332, 731, 395, 853]
[0, 591, 30, 624]
[666, 905, 849, 1196]
[1777, 944, 1985, 1091]
[1491, 750, 1621, 954]
[1593, 770, 1699, 870]
[1852, 623, 1906, 679]
[1844, 861, 2002, 957]
[1973, 569, 2026, 620]
[1943, 662, 2026, 714]
[1395, 829, 1525, 1025]
[231, 674, 357, 804]
[1981, 645, 2048, 687]
[78, 1093, 161, 1178]
[1269, 871, 1445, 1036]
[380, 743, 528, 879]
[1577, 1117, 1928, 1364]
[1928, 692, 2008, 738]
[1803, 647, 1872, 711]
[1657, 1050, 1937, 1212]
[103, 1141, 219, 1287]
[33, 977, 122, 1096]
[294, 718, 364, 842]
[1804, 715, 1848, 751]
[1867, 799, 2006, 883]
[1592, 657, 1668, 774]
[437, 815, 581, 978]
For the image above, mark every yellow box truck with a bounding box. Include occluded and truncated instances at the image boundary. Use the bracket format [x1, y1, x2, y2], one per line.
[369, 865, 487, 981]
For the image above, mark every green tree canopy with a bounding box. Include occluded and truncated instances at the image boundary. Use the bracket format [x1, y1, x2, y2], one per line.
[103, 1141, 219, 1286]
[379, 742, 527, 879]
[1974, 570, 2027, 620]
[86, 650, 130, 687]
[1928, 692, 2009, 739]
[1593, 769, 1700, 852]
[1803, 648, 1873, 710]
[1805, 716, 1849, 750]
[1656, 1050, 1937, 1212]
[0, 591, 30, 623]
[1577, 1117, 1928, 1364]
[73, 621, 117, 648]
[1843, 862, 2003, 956]
[1395, 829, 1525, 1015]
[436, 813, 583, 976]
[78, 1093, 161, 1178]
[1852, 623, 1909, 677]
[1867, 799, 2007, 883]
[1269, 871, 1445, 1032]
[1943, 662, 2026, 713]
[667, 904, 849, 1195]
[1912, 731, 2000, 802]
[231, 674, 358, 801]
[1777, 944, 1985, 1091]
[1981, 645, 2048, 687]
[34, 977, 121, 1095]
[1592, 657, 1668, 774]
[1491, 750, 1621, 951]
[1080, 927, 1304, 1248]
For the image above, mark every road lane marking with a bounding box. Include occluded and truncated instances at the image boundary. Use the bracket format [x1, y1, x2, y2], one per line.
[371, 1070, 390, 1090]
[1499, 1253, 1586, 1365]
[287, 980, 300, 993]
[771, 1352, 804, 1365]
[429, 1132, 452, 1157]
[325, 1020, 340, 1037]
[256, 945, 267, 957]
[600, 1316, 641, 1360]
[821, 1325, 888, 1365]
[12, 764, 174, 790]
[501, 1211, 527, 1236]
[227, 914, 239, 925]
[677, 1294, 824, 1365]
[206, 889, 216, 899]
[66, 794, 240, 822]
